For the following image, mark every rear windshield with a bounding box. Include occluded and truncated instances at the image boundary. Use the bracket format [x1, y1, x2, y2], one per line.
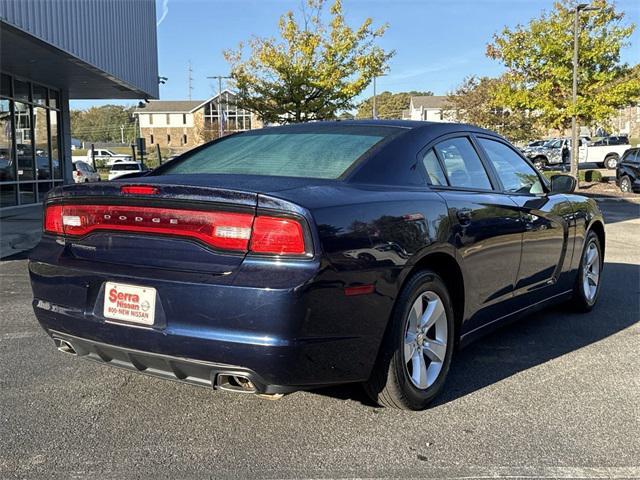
[159, 127, 398, 179]
[111, 163, 139, 171]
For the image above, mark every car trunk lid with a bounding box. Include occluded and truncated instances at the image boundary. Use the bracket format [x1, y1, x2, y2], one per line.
[45, 180, 260, 276]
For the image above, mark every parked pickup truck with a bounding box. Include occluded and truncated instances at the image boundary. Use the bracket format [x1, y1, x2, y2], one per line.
[87, 148, 132, 166]
[525, 137, 630, 170]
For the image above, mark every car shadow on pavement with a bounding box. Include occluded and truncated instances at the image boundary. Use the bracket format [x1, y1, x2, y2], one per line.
[586, 196, 640, 224]
[0, 249, 31, 262]
[313, 261, 639, 408]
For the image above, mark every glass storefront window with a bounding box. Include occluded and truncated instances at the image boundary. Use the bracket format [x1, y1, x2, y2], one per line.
[15, 102, 34, 181]
[0, 99, 15, 182]
[34, 107, 50, 179]
[1, 74, 11, 98]
[0, 183, 17, 208]
[14, 79, 30, 102]
[49, 90, 59, 109]
[33, 85, 47, 106]
[49, 110, 61, 179]
[38, 182, 53, 199]
[19, 182, 35, 204]
[1, 73, 64, 208]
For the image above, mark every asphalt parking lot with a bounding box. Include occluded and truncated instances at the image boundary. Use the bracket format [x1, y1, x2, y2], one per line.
[1, 200, 638, 479]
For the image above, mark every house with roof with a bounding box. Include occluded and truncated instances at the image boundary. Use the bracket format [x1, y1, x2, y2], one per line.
[402, 95, 455, 122]
[133, 90, 262, 151]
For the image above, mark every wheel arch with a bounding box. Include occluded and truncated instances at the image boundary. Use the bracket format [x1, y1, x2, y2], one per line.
[399, 251, 465, 341]
[588, 219, 606, 259]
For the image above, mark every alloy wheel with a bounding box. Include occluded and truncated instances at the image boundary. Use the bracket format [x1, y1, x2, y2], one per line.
[582, 241, 600, 303]
[620, 177, 631, 193]
[403, 291, 448, 390]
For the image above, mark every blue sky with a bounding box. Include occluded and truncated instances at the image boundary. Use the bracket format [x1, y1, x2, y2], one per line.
[72, 0, 639, 110]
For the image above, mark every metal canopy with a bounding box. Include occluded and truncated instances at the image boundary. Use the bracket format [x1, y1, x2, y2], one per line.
[1, 21, 152, 100]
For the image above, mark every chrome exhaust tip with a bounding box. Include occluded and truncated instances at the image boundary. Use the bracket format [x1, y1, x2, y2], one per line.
[215, 373, 257, 394]
[53, 338, 77, 356]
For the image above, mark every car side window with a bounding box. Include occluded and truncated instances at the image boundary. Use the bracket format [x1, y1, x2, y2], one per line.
[433, 137, 492, 190]
[478, 138, 544, 195]
[421, 148, 448, 186]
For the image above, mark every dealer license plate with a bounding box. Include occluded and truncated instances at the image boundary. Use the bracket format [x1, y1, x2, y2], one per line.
[103, 282, 156, 326]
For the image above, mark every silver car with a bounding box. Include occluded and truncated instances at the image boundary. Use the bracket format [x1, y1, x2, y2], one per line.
[72, 161, 101, 183]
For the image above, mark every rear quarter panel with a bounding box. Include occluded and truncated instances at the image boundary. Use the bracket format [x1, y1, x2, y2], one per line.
[562, 195, 605, 273]
[275, 184, 452, 368]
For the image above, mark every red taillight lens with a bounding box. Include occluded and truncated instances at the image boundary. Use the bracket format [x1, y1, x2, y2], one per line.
[44, 204, 254, 251]
[44, 204, 309, 256]
[250, 216, 307, 255]
[44, 205, 64, 234]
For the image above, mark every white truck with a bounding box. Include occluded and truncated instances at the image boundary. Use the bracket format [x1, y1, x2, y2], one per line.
[526, 137, 630, 170]
[86, 148, 132, 166]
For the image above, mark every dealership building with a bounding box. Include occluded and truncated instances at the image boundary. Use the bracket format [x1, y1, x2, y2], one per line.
[0, 0, 159, 214]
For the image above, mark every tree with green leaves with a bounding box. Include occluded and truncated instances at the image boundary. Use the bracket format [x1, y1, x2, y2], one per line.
[447, 76, 541, 143]
[487, 0, 640, 132]
[355, 91, 433, 119]
[224, 0, 394, 124]
[70, 105, 136, 143]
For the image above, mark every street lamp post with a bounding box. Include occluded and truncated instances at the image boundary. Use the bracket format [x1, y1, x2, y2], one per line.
[372, 74, 387, 120]
[570, 3, 601, 181]
[372, 76, 378, 119]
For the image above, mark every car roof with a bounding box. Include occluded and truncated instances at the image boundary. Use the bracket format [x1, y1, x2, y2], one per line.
[253, 119, 489, 132]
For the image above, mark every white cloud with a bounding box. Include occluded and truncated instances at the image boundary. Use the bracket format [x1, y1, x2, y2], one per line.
[389, 56, 470, 82]
[157, 0, 170, 27]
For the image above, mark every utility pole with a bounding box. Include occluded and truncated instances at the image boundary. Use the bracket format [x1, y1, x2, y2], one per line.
[372, 74, 386, 120]
[206, 75, 232, 138]
[570, 3, 601, 181]
[372, 76, 377, 119]
[188, 61, 194, 101]
[120, 124, 124, 144]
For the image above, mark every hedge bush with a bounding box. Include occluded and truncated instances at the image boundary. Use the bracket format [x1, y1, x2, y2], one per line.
[543, 170, 604, 183]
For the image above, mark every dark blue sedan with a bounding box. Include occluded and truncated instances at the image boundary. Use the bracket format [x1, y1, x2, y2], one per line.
[29, 121, 605, 410]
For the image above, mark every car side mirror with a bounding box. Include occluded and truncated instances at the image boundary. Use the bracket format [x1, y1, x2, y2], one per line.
[550, 174, 576, 194]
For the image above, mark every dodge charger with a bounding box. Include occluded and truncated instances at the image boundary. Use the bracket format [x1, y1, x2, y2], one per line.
[29, 121, 605, 410]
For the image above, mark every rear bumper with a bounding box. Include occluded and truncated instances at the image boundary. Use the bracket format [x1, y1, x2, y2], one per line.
[30, 257, 390, 391]
[48, 330, 291, 394]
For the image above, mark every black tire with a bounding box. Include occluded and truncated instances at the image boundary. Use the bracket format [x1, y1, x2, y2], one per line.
[364, 270, 455, 410]
[620, 176, 632, 193]
[570, 230, 603, 312]
[605, 155, 618, 170]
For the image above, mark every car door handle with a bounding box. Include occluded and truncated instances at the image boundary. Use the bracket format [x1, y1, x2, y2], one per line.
[456, 208, 472, 225]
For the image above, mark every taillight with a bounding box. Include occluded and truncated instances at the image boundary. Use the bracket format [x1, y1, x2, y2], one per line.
[43, 204, 310, 256]
[250, 216, 307, 255]
[44, 205, 64, 234]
